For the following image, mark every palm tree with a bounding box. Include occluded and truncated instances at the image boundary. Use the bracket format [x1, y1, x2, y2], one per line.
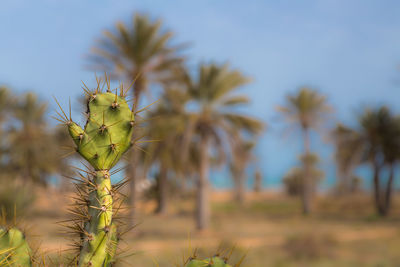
[0, 87, 12, 163]
[144, 88, 190, 214]
[332, 124, 364, 194]
[253, 169, 263, 193]
[88, 13, 185, 223]
[334, 107, 400, 216]
[359, 107, 400, 215]
[182, 63, 263, 230]
[0, 87, 11, 122]
[229, 135, 257, 203]
[379, 113, 400, 215]
[8, 93, 63, 185]
[277, 88, 331, 214]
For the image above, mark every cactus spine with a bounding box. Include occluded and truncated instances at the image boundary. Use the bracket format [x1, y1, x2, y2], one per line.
[0, 227, 32, 266]
[62, 78, 134, 266]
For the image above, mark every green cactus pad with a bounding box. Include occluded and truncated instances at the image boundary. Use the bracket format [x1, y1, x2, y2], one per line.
[68, 92, 134, 171]
[185, 257, 232, 267]
[0, 227, 32, 266]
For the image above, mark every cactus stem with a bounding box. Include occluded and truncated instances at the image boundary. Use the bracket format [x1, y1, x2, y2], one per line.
[78, 170, 115, 266]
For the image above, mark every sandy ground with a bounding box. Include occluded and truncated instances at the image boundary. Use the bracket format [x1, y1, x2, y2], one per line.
[19, 188, 400, 266]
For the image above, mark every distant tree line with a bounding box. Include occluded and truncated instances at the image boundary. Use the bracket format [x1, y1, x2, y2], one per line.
[279, 87, 400, 217]
[0, 87, 71, 219]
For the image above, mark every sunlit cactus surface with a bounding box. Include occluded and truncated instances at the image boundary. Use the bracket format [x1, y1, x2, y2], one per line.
[185, 256, 233, 267]
[0, 227, 32, 267]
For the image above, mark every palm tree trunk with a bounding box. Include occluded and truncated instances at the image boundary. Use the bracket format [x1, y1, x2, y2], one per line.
[335, 162, 348, 195]
[302, 127, 312, 215]
[373, 161, 384, 216]
[196, 136, 210, 230]
[234, 171, 245, 204]
[155, 163, 168, 214]
[383, 163, 395, 216]
[254, 171, 262, 193]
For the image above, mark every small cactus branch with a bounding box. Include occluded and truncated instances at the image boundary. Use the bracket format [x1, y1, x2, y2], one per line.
[185, 256, 232, 267]
[0, 227, 32, 267]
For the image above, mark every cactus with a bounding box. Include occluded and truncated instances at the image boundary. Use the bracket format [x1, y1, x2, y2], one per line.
[183, 250, 246, 267]
[0, 227, 32, 266]
[56, 77, 134, 267]
[185, 256, 232, 267]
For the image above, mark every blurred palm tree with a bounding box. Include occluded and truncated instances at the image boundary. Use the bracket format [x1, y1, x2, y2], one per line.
[253, 168, 263, 193]
[89, 13, 185, 108]
[88, 13, 186, 223]
[379, 111, 400, 215]
[229, 135, 257, 203]
[0, 87, 12, 163]
[332, 124, 364, 194]
[0, 90, 72, 218]
[336, 107, 400, 215]
[144, 88, 190, 214]
[8, 93, 64, 185]
[181, 63, 263, 230]
[0, 87, 11, 123]
[277, 88, 331, 214]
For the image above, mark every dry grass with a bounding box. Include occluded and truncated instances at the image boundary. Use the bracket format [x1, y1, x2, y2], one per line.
[22, 189, 400, 266]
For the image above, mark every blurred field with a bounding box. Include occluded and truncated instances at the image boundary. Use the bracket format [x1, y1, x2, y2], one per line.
[24, 189, 400, 267]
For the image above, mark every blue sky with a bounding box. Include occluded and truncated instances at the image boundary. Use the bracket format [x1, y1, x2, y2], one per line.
[1, 0, 400, 188]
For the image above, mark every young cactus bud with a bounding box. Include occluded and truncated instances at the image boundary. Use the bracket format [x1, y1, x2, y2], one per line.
[0, 227, 32, 267]
[185, 256, 232, 267]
